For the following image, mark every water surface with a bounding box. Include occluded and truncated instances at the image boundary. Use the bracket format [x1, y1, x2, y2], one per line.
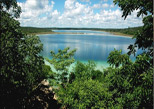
[39, 30, 142, 70]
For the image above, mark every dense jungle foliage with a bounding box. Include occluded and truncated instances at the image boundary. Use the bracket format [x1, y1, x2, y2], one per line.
[0, 0, 50, 108]
[0, 0, 153, 108]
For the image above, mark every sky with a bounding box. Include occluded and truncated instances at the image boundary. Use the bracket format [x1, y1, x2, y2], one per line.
[17, 0, 143, 28]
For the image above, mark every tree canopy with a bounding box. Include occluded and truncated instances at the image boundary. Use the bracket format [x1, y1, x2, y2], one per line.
[0, 0, 48, 108]
[103, 0, 153, 108]
[113, 0, 153, 19]
[114, 0, 153, 57]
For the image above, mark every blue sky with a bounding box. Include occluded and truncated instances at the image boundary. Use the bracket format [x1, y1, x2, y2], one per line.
[17, 0, 143, 28]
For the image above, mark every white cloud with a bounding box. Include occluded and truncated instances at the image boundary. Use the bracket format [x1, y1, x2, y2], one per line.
[17, 0, 143, 28]
[17, 0, 59, 27]
[18, 0, 55, 19]
[80, 0, 90, 2]
[64, 0, 76, 10]
[110, 4, 115, 8]
[102, 3, 109, 8]
[56, 0, 95, 27]
[92, 4, 101, 9]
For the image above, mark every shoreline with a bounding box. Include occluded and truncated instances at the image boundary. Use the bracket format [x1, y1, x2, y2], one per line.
[94, 30, 133, 37]
[44, 59, 109, 73]
[27, 31, 85, 35]
[104, 31, 133, 37]
[28, 30, 133, 38]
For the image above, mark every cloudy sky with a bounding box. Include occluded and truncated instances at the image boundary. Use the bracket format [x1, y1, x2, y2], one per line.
[17, 0, 143, 28]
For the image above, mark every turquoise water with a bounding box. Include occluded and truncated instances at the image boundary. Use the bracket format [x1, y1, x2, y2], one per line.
[38, 30, 142, 70]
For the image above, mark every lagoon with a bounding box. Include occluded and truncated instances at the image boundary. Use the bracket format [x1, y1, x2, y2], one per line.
[38, 30, 142, 70]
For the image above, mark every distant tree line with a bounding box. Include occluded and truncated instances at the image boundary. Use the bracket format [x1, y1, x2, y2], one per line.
[102, 26, 142, 35]
[21, 26, 142, 36]
[20, 27, 53, 34]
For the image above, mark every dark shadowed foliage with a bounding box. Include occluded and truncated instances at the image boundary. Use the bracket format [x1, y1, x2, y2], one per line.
[0, 0, 49, 108]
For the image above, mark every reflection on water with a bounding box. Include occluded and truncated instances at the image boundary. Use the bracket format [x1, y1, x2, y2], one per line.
[38, 30, 142, 68]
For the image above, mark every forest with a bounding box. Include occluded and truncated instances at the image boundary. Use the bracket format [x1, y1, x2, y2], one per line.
[0, 0, 153, 108]
[20, 26, 142, 36]
[20, 27, 53, 34]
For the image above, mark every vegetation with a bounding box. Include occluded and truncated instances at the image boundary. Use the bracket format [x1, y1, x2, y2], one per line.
[47, 0, 153, 108]
[0, 0, 49, 108]
[20, 27, 53, 34]
[50, 49, 152, 108]
[21, 26, 142, 36]
[0, 0, 153, 108]
[57, 79, 114, 108]
[47, 47, 76, 85]
[101, 26, 142, 36]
